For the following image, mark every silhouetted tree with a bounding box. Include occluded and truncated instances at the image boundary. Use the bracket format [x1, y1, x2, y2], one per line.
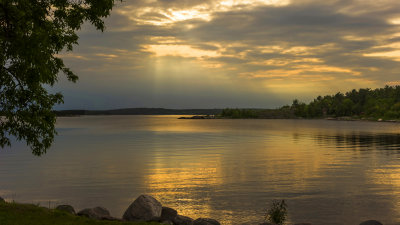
[1, 0, 119, 155]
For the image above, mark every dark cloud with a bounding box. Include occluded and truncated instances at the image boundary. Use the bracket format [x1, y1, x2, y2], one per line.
[187, 4, 395, 45]
[155, 0, 213, 8]
[57, 0, 400, 109]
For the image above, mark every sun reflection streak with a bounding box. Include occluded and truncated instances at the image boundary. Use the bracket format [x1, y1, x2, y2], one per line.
[144, 159, 225, 219]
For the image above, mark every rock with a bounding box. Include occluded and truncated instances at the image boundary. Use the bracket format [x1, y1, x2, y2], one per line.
[161, 220, 174, 225]
[161, 207, 178, 221]
[123, 195, 162, 221]
[173, 215, 194, 225]
[192, 116, 205, 119]
[101, 215, 122, 221]
[359, 220, 383, 225]
[56, 205, 76, 214]
[77, 206, 111, 220]
[193, 218, 221, 225]
[0, 197, 5, 203]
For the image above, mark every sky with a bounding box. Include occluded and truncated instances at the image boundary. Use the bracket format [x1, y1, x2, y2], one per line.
[55, 0, 400, 109]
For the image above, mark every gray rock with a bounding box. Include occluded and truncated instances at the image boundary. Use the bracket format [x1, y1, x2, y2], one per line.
[161, 207, 178, 221]
[359, 220, 383, 225]
[77, 206, 111, 220]
[161, 220, 174, 225]
[173, 215, 194, 225]
[151, 216, 163, 222]
[193, 218, 221, 225]
[101, 215, 122, 221]
[123, 195, 162, 221]
[56, 205, 76, 214]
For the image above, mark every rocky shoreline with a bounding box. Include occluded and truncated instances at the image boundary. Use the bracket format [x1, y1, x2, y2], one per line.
[0, 195, 384, 225]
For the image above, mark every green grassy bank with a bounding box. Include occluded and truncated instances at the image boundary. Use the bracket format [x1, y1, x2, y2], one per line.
[0, 201, 159, 225]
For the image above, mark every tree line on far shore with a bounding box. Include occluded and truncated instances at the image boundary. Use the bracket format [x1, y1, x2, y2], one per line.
[221, 85, 400, 120]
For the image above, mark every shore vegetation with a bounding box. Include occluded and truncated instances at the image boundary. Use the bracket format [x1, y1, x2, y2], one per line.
[220, 85, 400, 121]
[291, 85, 400, 120]
[0, 201, 159, 225]
[265, 200, 288, 225]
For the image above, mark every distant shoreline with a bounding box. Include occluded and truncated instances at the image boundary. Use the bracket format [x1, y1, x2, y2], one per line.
[55, 110, 400, 123]
[179, 115, 400, 123]
[54, 108, 223, 117]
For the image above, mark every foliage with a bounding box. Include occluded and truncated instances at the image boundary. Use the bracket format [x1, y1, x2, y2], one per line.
[0, 0, 119, 155]
[221, 108, 259, 118]
[265, 199, 288, 225]
[220, 107, 296, 119]
[291, 85, 400, 120]
[0, 201, 160, 225]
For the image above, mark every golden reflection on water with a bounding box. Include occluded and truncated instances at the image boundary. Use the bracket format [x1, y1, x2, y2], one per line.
[371, 167, 400, 189]
[144, 116, 234, 134]
[370, 166, 400, 212]
[145, 157, 225, 218]
[141, 127, 344, 222]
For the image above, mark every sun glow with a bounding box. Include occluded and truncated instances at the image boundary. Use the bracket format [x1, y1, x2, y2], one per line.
[118, 0, 290, 25]
[364, 50, 400, 61]
[218, 0, 290, 8]
[389, 18, 400, 25]
[168, 8, 211, 22]
[144, 44, 220, 58]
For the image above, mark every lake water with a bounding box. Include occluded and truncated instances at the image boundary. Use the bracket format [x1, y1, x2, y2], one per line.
[1, 116, 400, 225]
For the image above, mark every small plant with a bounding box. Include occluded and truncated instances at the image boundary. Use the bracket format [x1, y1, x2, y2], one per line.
[265, 199, 288, 225]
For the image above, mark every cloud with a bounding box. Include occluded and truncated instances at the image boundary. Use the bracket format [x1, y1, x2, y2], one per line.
[57, 0, 400, 109]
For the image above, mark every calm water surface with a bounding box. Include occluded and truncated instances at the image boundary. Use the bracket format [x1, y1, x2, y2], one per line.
[1, 116, 400, 225]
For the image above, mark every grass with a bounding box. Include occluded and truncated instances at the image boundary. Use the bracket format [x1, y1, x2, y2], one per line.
[0, 201, 160, 225]
[265, 200, 288, 225]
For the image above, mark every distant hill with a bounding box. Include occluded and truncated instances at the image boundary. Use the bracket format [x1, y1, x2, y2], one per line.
[55, 108, 223, 116]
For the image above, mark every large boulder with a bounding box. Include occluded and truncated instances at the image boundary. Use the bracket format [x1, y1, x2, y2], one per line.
[173, 215, 194, 225]
[359, 220, 383, 225]
[56, 205, 76, 214]
[161, 207, 178, 221]
[77, 206, 114, 220]
[161, 220, 174, 225]
[123, 195, 162, 221]
[193, 218, 220, 225]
